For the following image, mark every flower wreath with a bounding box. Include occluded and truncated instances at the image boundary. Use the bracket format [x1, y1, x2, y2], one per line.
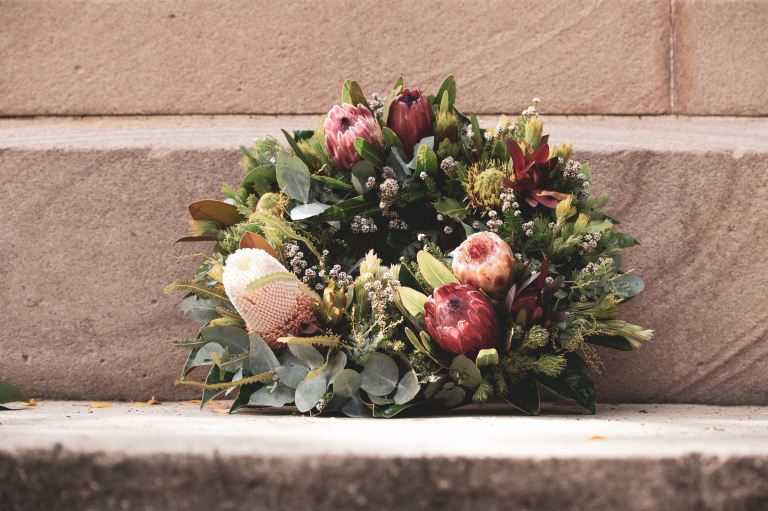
[166, 76, 652, 417]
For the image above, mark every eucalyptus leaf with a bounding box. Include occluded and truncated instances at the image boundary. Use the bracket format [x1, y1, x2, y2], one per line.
[275, 365, 309, 388]
[288, 343, 324, 369]
[350, 160, 377, 194]
[341, 394, 371, 418]
[249, 382, 295, 407]
[333, 369, 362, 398]
[290, 202, 330, 221]
[450, 355, 482, 387]
[325, 351, 347, 384]
[229, 382, 261, 413]
[248, 334, 280, 374]
[368, 394, 393, 405]
[177, 295, 220, 324]
[199, 326, 249, 353]
[191, 342, 224, 366]
[276, 151, 311, 203]
[360, 352, 399, 396]
[295, 373, 327, 412]
[615, 274, 645, 300]
[394, 370, 420, 405]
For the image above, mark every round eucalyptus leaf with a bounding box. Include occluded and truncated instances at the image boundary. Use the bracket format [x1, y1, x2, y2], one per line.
[435, 385, 466, 407]
[249, 334, 280, 374]
[325, 351, 347, 384]
[360, 352, 399, 397]
[333, 369, 361, 398]
[288, 343, 324, 369]
[275, 365, 310, 389]
[450, 355, 482, 387]
[341, 394, 371, 418]
[289, 202, 331, 221]
[368, 394, 394, 405]
[295, 373, 327, 412]
[191, 342, 224, 366]
[394, 370, 420, 405]
[249, 382, 295, 407]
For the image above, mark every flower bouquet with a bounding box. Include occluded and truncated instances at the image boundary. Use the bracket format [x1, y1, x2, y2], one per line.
[166, 76, 652, 417]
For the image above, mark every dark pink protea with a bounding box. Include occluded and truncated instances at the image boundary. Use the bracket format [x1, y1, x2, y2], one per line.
[387, 88, 434, 156]
[423, 283, 500, 356]
[324, 103, 384, 171]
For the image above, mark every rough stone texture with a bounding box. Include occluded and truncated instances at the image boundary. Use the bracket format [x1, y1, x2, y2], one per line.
[1, 402, 768, 510]
[0, 0, 670, 115]
[1, 115, 767, 404]
[673, 0, 768, 115]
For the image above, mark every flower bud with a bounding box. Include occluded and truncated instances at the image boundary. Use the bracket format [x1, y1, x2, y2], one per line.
[387, 88, 434, 156]
[525, 116, 543, 149]
[452, 232, 515, 295]
[324, 103, 384, 171]
[423, 283, 500, 355]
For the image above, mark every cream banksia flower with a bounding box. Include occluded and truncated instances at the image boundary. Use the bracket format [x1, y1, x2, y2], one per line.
[222, 248, 316, 349]
[452, 232, 515, 295]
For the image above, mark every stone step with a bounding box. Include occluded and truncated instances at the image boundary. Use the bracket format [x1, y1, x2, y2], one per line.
[1, 115, 767, 405]
[2, 1, 766, 116]
[2, 402, 767, 510]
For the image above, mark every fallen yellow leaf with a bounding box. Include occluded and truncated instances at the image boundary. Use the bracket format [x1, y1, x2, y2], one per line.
[589, 435, 606, 441]
[89, 402, 112, 408]
[184, 399, 202, 404]
[212, 407, 229, 414]
[20, 399, 38, 407]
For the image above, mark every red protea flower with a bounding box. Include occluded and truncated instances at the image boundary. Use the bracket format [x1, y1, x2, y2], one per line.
[504, 260, 564, 326]
[324, 103, 384, 171]
[387, 88, 434, 156]
[452, 232, 515, 295]
[423, 283, 500, 356]
[503, 137, 569, 208]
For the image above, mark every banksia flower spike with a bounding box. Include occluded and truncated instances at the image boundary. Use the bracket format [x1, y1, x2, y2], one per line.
[452, 232, 515, 295]
[222, 248, 317, 349]
[423, 283, 500, 356]
[387, 88, 434, 156]
[324, 103, 384, 171]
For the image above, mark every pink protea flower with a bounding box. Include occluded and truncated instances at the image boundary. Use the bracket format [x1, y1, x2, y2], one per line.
[387, 88, 434, 156]
[423, 283, 500, 356]
[222, 248, 317, 349]
[323, 103, 384, 171]
[452, 232, 515, 295]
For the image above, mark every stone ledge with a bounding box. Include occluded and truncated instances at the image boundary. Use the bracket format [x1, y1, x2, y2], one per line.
[3, 115, 768, 154]
[1, 116, 767, 405]
[1, 402, 767, 510]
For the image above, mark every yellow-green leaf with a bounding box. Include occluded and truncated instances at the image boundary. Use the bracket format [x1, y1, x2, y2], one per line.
[397, 287, 428, 317]
[164, 280, 229, 302]
[276, 335, 341, 347]
[249, 211, 321, 260]
[416, 251, 458, 289]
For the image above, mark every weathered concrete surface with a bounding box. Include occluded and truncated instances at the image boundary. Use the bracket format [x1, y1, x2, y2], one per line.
[673, 0, 768, 115]
[1, 115, 767, 404]
[1, 402, 767, 510]
[0, 0, 670, 115]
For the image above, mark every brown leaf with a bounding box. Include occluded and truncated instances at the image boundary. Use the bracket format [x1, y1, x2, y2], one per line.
[239, 231, 277, 257]
[188, 199, 243, 227]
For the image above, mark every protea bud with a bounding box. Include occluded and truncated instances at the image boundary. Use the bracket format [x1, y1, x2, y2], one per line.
[387, 88, 433, 156]
[317, 279, 347, 326]
[222, 248, 317, 349]
[423, 283, 499, 355]
[452, 232, 515, 295]
[324, 103, 384, 171]
[525, 116, 543, 149]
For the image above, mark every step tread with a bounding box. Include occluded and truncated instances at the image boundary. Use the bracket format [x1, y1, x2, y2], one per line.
[3, 401, 767, 460]
[2, 115, 768, 154]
